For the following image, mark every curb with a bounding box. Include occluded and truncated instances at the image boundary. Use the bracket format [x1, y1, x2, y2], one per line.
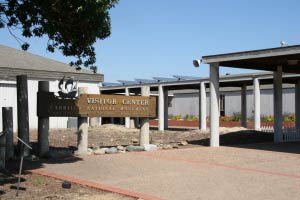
[30, 169, 162, 200]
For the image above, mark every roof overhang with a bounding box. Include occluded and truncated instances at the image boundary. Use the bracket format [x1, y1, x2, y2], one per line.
[202, 45, 300, 73]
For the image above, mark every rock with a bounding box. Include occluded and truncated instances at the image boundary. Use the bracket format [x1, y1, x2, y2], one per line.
[118, 150, 126, 154]
[24, 154, 39, 161]
[105, 147, 118, 154]
[88, 148, 94, 153]
[126, 145, 144, 152]
[117, 145, 125, 151]
[171, 143, 179, 148]
[94, 148, 106, 155]
[162, 144, 172, 150]
[179, 141, 188, 146]
[131, 138, 139, 144]
[143, 144, 158, 151]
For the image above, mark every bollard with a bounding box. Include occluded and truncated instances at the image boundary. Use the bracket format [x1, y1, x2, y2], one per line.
[2, 107, 14, 160]
[38, 81, 49, 157]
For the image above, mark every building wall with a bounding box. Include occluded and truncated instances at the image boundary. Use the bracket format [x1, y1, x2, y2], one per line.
[0, 79, 99, 132]
[168, 88, 295, 118]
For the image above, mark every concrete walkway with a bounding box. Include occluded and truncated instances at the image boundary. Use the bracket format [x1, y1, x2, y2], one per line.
[34, 143, 300, 200]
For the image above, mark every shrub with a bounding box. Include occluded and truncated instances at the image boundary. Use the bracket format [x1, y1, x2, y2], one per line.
[171, 115, 182, 120]
[231, 113, 242, 122]
[262, 115, 274, 122]
[220, 116, 232, 122]
[283, 114, 295, 122]
[185, 115, 199, 121]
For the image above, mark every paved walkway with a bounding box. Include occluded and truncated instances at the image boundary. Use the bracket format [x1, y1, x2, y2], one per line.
[33, 143, 300, 200]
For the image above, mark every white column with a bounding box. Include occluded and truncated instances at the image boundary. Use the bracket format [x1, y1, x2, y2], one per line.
[253, 78, 261, 131]
[273, 66, 283, 143]
[140, 86, 150, 146]
[199, 82, 207, 130]
[158, 84, 164, 131]
[125, 87, 130, 128]
[295, 80, 300, 130]
[241, 84, 247, 128]
[77, 87, 89, 155]
[163, 87, 169, 130]
[210, 63, 220, 147]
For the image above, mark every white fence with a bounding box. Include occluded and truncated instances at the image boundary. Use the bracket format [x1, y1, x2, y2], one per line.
[261, 126, 300, 142]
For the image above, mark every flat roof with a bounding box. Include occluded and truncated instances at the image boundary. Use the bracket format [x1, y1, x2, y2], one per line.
[202, 45, 300, 73]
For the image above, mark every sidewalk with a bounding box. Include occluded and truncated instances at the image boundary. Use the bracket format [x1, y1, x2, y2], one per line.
[32, 143, 300, 200]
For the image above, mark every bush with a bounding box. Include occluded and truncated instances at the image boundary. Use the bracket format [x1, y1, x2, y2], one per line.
[284, 114, 295, 122]
[262, 115, 274, 122]
[185, 115, 199, 121]
[231, 113, 242, 122]
[220, 116, 232, 122]
[171, 115, 182, 120]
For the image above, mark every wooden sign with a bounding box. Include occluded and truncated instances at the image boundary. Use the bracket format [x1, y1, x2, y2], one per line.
[37, 92, 157, 118]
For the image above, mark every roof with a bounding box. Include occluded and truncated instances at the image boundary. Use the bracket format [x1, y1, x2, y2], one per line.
[0, 45, 103, 82]
[202, 45, 300, 73]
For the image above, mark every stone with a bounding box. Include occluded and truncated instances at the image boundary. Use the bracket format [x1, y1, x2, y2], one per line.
[126, 145, 144, 152]
[162, 144, 172, 150]
[87, 148, 94, 153]
[171, 143, 179, 148]
[143, 144, 158, 151]
[118, 150, 126, 154]
[105, 147, 118, 154]
[179, 141, 188, 146]
[94, 148, 106, 155]
[131, 138, 139, 144]
[117, 145, 125, 151]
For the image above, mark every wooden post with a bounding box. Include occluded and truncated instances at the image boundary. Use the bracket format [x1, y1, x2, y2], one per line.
[16, 75, 30, 156]
[140, 86, 150, 146]
[38, 81, 49, 157]
[77, 87, 89, 155]
[2, 107, 14, 160]
[0, 129, 5, 169]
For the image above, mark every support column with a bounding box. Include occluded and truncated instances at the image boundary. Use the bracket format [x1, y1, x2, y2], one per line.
[163, 87, 168, 130]
[0, 129, 5, 169]
[295, 80, 300, 129]
[274, 66, 283, 143]
[158, 84, 164, 131]
[241, 84, 247, 128]
[253, 78, 261, 131]
[140, 86, 150, 146]
[98, 88, 102, 126]
[125, 87, 130, 128]
[38, 81, 49, 157]
[210, 63, 220, 147]
[2, 107, 14, 160]
[199, 82, 207, 130]
[77, 87, 89, 155]
[16, 75, 30, 156]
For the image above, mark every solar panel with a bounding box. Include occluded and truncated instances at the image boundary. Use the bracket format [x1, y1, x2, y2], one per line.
[152, 77, 177, 82]
[173, 75, 202, 80]
[135, 78, 157, 84]
[117, 80, 139, 85]
[102, 82, 121, 86]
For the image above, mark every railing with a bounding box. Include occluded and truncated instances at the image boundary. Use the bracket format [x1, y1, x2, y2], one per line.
[261, 126, 300, 142]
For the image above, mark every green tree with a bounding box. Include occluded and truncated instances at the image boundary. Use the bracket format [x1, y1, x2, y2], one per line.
[0, 0, 119, 72]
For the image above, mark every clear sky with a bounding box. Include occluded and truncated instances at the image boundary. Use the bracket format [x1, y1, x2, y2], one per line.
[1, 0, 300, 82]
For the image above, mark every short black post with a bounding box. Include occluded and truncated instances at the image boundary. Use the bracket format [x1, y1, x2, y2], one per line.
[2, 107, 14, 160]
[16, 75, 30, 157]
[38, 81, 49, 157]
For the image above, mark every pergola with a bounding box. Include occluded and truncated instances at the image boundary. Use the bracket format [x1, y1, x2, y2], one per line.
[202, 45, 300, 146]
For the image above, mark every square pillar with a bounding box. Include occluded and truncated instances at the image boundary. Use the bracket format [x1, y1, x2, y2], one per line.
[210, 63, 220, 147]
[125, 87, 130, 128]
[241, 84, 247, 128]
[273, 66, 283, 143]
[199, 82, 207, 130]
[295, 80, 300, 129]
[158, 84, 164, 131]
[163, 87, 169, 130]
[253, 78, 261, 131]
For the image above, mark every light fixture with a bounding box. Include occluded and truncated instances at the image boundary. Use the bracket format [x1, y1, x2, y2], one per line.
[193, 59, 202, 67]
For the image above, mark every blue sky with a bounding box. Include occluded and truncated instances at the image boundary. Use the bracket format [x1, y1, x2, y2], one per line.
[1, 0, 300, 82]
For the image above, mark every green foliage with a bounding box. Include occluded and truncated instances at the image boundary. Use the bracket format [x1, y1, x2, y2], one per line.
[283, 114, 295, 122]
[184, 115, 199, 121]
[262, 115, 274, 122]
[0, 0, 119, 72]
[171, 115, 182, 120]
[220, 116, 232, 122]
[231, 113, 242, 122]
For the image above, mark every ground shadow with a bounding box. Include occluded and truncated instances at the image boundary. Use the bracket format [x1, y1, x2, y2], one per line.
[150, 127, 195, 131]
[188, 130, 300, 154]
[1, 143, 83, 196]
